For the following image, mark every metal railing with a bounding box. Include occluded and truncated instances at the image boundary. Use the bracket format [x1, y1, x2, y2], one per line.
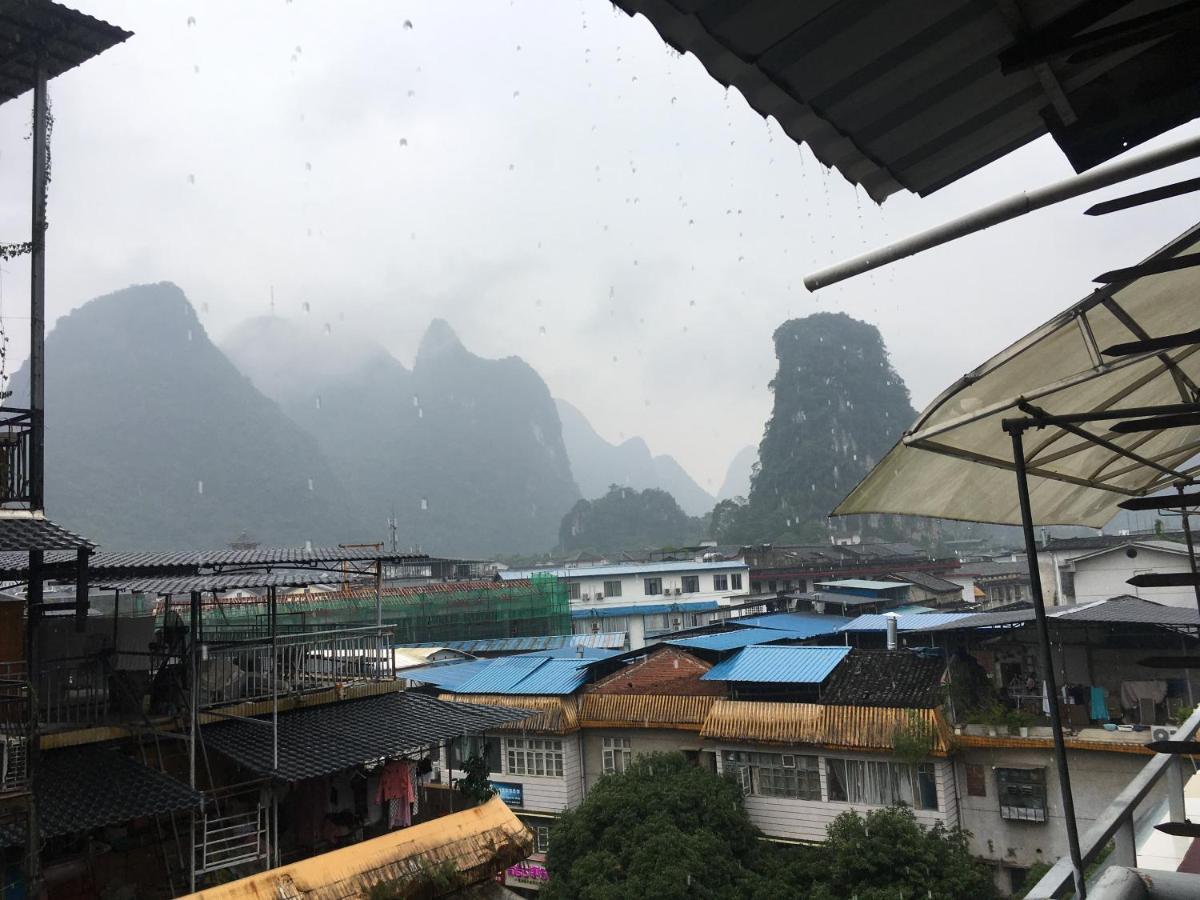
[0, 408, 31, 504]
[0, 668, 28, 794]
[35, 655, 112, 728]
[201, 625, 395, 707]
[196, 804, 270, 875]
[1026, 704, 1200, 898]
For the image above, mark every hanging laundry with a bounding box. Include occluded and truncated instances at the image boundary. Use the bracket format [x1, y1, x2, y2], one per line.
[376, 760, 414, 828]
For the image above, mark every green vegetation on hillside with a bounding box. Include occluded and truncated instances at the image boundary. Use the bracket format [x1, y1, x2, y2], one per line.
[558, 486, 705, 554]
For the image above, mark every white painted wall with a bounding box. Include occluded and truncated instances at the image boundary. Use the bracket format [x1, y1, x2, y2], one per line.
[1067, 546, 1193, 607]
[713, 745, 957, 842]
[444, 732, 583, 815]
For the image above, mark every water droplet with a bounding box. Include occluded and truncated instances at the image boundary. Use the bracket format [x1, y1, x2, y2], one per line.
[193, 65, 200, 74]
[407, 89, 416, 98]
[187, 16, 196, 27]
[323, 322, 331, 335]
[197, 480, 204, 495]
[399, 138, 408, 147]
[420, 497, 429, 511]
[307, 478, 314, 491]
[403, 19, 413, 30]
[187, 174, 195, 185]
[688, 300, 695, 307]
[538, 325, 546, 336]
[670, 96, 677, 104]
[508, 163, 515, 171]
[302, 301, 310, 313]
[305, 161, 312, 171]
[513, 90, 520, 99]
[186, 330, 193, 342]
[315, 396, 322, 410]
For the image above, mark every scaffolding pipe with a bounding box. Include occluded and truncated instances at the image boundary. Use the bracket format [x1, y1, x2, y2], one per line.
[804, 132, 1200, 291]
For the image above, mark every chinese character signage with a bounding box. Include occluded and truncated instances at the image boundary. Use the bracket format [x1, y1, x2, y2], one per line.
[506, 861, 549, 890]
[490, 781, 524, 807]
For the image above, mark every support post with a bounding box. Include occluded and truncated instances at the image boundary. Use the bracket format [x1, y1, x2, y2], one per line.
[1167, 756, 1186, 825]
[188, 590, 199, 894]
[1111, 816, 1137, 869]
[269, 586, 277, 773]
[25, 549, 42, 899]
[1009, 426, 1087, 898]
[73, 549, 88, 632]
[29, 60, 47, 511]
[1176, 485, 1200, 620]
[375, 559, 383, 629]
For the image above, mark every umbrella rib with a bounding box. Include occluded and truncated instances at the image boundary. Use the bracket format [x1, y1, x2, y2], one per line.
[912, 438, 1140, 494]
[1097, 438, 1200, 482]
[1101, 296, 1199, 401]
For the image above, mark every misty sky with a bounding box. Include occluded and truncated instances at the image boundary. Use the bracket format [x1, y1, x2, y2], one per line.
[1, 1, 1198, 495]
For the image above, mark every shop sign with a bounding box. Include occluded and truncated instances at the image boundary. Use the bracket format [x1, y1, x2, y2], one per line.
[505, 861, 549, 890]
[490, 781, 524, 807]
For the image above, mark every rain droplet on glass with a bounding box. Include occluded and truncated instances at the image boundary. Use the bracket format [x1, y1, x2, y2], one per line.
[399, 138, 408, 147]
[403, 19, 413, 30]
[420, 497, 429, 511]
[187, 16, 196, 27]
[315, 396, 322, 410]
[197, 480, 204, 495]
[307, 478, 314, 491]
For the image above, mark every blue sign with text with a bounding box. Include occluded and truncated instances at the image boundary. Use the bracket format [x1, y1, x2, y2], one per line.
[491, 781, 524, 807]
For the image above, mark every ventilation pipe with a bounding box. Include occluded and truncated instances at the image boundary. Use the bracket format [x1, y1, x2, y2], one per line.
[885, 613, 899, 651]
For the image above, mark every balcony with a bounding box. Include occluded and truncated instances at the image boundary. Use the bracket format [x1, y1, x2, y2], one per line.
[1026, 704, 1200, 899]
[17, 624, 397, 732]
[0, 408, 32, 505]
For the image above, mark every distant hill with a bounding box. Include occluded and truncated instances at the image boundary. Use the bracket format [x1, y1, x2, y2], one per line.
[555, 399, 714, 516]
[18, 283, 358, 550]
[716, 445, 757, 501]
[225, 316, 581, 556]
[559, 486, 706, 554]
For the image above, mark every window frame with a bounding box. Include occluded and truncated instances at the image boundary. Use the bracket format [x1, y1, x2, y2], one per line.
[681, 575, 700, 594]
[724, 750, 820, 801]
[713, 573, 729, 591]
[825, 758, 938, 811]
[644, 577, 663, 596]
[603, 580, 622, 598]
[567, 582, 581, 601]
[730, 573, 743, 590]
[601, 736, 632, 775]
[535, 825, 551, 854]
[504, 737, 565, 778]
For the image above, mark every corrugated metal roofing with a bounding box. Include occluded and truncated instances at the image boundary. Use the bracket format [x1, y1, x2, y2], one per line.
[701, 645, 850, 683]
[701, 700, 951, 755]
[400, 632, 626, 653]
[401, 659, 493, 690]
[916, 597, 1200, 632]
[440, 694, 579, 733]
[665, 627, 807, 652]
[501, 559, 747, 580]
[175, 795, 531, 900]
[816, 579, 910, 591]
[839, 612, 974, 632]
[0, 1, 132, 107]
[95, 571, 368, 594]
[571, 600, 721, 619]
[202, 692, 530, 781]
[452, 657, 589, 696]
[735, 612, 851, 636]
[891, 571, 964, 593]
[613, 1, 1200, 202]
[578, 694, 718, 729]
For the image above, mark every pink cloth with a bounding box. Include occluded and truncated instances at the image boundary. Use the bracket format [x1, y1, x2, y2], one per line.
[377, 761, 414, 828]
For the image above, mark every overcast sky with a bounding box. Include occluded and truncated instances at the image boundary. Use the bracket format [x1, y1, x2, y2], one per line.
[1, 0, 1198, 494]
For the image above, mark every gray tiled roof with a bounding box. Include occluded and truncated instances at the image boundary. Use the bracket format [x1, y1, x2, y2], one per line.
[0, 516, 93, 552]
[820, 650, 946, 709]
[203, 692, 533, 781]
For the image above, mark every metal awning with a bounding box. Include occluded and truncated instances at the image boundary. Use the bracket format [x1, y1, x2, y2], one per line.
[0, 514, 93, 551]
[94, 571, 370, 595]
[614, 1, 1200, 202]
[834, 222, 1200, 527]
[0, 0, 132, 106]
[0, 745, 200, 846]
[202, 692, 534, 782]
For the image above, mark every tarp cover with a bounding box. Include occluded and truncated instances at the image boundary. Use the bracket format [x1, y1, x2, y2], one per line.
[834, 224, 1200, 527]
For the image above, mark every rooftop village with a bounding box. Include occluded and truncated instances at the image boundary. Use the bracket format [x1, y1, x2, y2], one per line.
[3, 1, 1200, 900]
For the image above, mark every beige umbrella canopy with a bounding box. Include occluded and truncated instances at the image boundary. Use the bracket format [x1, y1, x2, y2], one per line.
[833, 222, 1200, 528]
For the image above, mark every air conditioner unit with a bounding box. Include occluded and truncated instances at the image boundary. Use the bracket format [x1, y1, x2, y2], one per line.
[674, 587, 682, 596]
[781, 754, 797, 769]
[582, 593, 591, 602]
[1152, 726, 1176, 742]
[595, 592, 603, 601]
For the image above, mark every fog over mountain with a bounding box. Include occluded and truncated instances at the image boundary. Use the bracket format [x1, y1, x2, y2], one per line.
[19, 283, 358, 550]
[555, 399, 714, 516]
[716, 445, 757, 502]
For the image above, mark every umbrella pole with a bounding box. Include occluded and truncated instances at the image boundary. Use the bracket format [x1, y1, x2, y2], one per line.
[1008, 426, 1087, 898]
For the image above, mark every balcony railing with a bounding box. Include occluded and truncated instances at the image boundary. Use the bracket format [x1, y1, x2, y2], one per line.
[0, 666, 28, 794]
[201, 625, 395, 708]
[0, 408, 32, 505]
[1026, 704, 1200, 899]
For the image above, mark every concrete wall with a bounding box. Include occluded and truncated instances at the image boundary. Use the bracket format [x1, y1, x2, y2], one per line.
[712, 745, 956, 842]
[580, 728, 702, 792]
[1069, 547, 1192, 607]
[956, 746, 1163, 893]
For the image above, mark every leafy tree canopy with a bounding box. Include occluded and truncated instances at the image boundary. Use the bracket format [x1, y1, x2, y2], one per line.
[559, 486, 705, 554]
[544, 752, 998, 900]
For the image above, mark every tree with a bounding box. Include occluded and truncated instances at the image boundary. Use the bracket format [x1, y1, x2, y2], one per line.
[558, 486, 705, 554]
[544, 752, 998, 900]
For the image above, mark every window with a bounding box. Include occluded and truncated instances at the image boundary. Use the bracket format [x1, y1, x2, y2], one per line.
[603, 580, 622, 598]
[567, 582, 581, 601]
[602, 737, 632, 775]
[731, 573, 743, 590]
[505, 738, 564, 777]
[996, 767, 1047, 823]
[681, 575, 699, 594]
[724, 751, 820, 800]
[644, 577, 663, 595]
[713, 573, 729, 591]
[825, 759, 937, 810]
[450, 735, 501, 772]
[965, 764, 986, 798]
[535, 825, 551, 854]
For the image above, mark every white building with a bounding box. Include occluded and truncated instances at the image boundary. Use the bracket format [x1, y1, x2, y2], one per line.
[500, 559, 751, 649]
[1058, 540, 1194, 607]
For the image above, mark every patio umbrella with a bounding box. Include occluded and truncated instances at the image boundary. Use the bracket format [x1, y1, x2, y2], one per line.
[833, 221, 1200, 527]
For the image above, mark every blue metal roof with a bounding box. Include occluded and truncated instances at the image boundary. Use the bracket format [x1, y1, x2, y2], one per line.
[665, 627, 809, 652]
[500, 560, 747, 580]
[400, 633, 626, 653]
[838, 613, 974, 633]
[734, 612, 850, 637]
[509, 647, 618, 660]
[700, 645, 851, 684]
[400, 659, 493, 690]
[815, 579, 909, 591]
[571, 600, 721, 620]
[452, 657, 589, 695]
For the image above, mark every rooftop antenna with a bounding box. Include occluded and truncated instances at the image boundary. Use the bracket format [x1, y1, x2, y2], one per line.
[387, 508, 398, 554]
